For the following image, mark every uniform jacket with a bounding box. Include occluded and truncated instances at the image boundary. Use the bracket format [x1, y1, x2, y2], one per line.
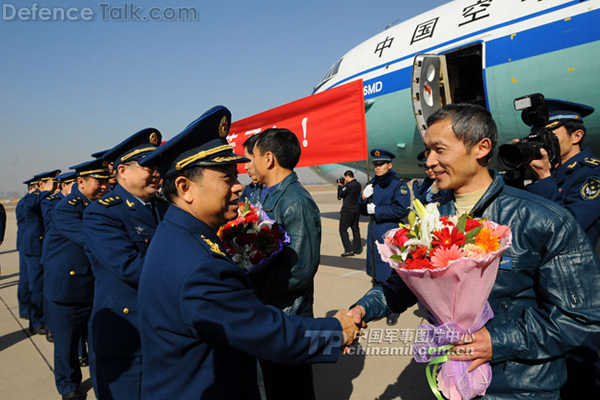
[16, 197, 26, 251]
[0, 203, 5, 243]
[83, 184, 168, 357]
[138, 205, 341, 400]
[21, 189, 51, 256]
[338, 179, 361, 215]
[355, 170, 600, 397]
[248, 172, 321, 317]
[358, 170, 410, 282]
[40, 191, 65, 265]
[44, 186, 94, 303]
[527, 148, 600, 246]
[240, 182, 263, 205]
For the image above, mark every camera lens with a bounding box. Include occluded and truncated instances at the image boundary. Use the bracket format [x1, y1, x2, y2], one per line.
[498, 142, 541, 169]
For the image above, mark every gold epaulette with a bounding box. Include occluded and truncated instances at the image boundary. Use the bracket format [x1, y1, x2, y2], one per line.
[582, 157, 600, 168]
[200, 235, 227, 257]
[67, 197, 82, 207]
[98, 196, 122, 207]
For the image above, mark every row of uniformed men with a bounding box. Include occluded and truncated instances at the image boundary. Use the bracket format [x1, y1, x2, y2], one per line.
[17, 106, 362, 400]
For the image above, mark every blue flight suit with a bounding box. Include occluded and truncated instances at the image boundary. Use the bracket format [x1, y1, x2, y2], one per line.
[44, 185, 95, 395]
[16, 197, 31, 319]
[21, 188, 51, 329]
[41, 191, 65, 333]
[526, 148, 600, 247]
[359, 170, 410, 283]
[83, 184, 168, 400]
[138, 205, 342, 400]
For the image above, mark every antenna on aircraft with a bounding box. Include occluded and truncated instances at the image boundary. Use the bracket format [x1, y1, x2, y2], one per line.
[385, 20, 399, 30]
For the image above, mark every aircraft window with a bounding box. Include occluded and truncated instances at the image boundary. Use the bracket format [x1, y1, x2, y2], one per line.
[314, 58, 343, 92]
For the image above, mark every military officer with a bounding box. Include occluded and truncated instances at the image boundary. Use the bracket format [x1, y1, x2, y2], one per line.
[83, 128, 167, 400]
[0, 202, 5, 247]
[92, 149, 117, 189]
[16, 178, 38, 320]
[41, 171, 77, 343]
[45, 160, 110, 400]
[359, 149, 410, 325]
[136, 105, 362, 400]
[22, 169, 61, 334]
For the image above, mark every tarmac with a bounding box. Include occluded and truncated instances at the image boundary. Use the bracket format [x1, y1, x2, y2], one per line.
[0, 187, 434, 400]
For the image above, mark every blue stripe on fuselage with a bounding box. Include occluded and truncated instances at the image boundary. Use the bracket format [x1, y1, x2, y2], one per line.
[327, 2, 599, 98]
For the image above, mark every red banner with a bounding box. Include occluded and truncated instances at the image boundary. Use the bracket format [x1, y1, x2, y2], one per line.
[228, 80, 367, 171]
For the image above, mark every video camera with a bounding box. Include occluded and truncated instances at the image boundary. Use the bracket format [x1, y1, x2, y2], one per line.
[337, 177, 345, 185]
[497, 93, 561, 171]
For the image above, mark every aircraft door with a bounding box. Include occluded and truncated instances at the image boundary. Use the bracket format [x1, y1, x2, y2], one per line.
[411, 54, 452, 140]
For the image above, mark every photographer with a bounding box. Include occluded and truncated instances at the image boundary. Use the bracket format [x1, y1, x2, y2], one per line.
[337, 170, 362, 257]
[518, 99, 600, 250]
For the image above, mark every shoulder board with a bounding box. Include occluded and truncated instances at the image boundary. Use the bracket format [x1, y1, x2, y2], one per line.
[98, 196, 123, 207]
[200, 234, 228, 257]
[67, 197, 82, 207]
[581, 157, 600, 168]
[45, 194, 57, 201]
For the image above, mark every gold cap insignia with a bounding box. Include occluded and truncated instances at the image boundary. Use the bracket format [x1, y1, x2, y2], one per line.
[545, 121, 560, 129]
[149, 132, 158, 145]
[374, 150, 380, 157]
[218, 116, 229, 138]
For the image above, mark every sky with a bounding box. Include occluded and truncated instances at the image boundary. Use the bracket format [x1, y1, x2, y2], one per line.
[0, 0, 448, 196]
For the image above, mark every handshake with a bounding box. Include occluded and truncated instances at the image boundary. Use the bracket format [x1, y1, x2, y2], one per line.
[333, 306, 367, 353]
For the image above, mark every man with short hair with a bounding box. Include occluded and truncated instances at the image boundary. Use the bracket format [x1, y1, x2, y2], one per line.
[45, 160, 111, 400]
[83, 128, 167, 400]
[338, 170, 362, 257]
[349, 103, 600, 399]
[137, 106, 361, 400]
[240, 134, 263, 204]
[22, 170, 61, 334]
[249, 128, 322, 399]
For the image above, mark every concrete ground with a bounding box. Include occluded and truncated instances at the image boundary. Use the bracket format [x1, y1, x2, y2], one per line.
[0, 187, 433, 399]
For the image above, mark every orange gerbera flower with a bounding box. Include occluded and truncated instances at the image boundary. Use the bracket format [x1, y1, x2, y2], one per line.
[430, 244, 465, 269]
[475, 228, 500, 252]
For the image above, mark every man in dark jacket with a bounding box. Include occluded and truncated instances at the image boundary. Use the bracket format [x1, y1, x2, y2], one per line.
[0, 202, 5, 247]
[45, 160, 110, 400]
[338, 170, 362, 257]
[249, 128, 322, 400]
[349, 104, 600, 399]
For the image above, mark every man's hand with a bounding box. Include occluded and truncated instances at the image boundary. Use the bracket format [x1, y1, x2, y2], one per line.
[448, 326, 493, 372]
[362, 184, 373, 200]
[366, 203, 376, 215]
[346, 305, 366, 326]
[333, 308, 366, 353]
[40, 179, 57, 193]
[528, 148, 552, 179]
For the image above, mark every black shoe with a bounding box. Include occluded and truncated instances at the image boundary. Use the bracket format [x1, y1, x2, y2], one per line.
[353, 249, 363, 255]
[79, 356, 89, 367]
[62, 391, 84, 400]
[30, 327, 47, 335]
[19, 314, 29, 320]
[341, 251, 355, 257]
[46, 330, 54, 342]
[386, 314, 398, 326]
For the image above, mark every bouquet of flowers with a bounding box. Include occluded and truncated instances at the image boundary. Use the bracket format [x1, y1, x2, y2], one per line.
[377, 199, 512, 400]
[218, 200, 290, 274]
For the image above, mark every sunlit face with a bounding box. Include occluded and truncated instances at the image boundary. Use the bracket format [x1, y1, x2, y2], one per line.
[552, 125, 582, 163]
[252, 145, 269, 185]
[78, 177, 110, 201]
[244, 148, 259, 184]
[118, 161, 161, 201]
[373, 161, 392, 176]
[424, 119, 482, 194]
[187, 164, 244, 231]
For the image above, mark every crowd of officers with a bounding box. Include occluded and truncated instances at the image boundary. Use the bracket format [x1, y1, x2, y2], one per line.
[11, 97, 600, 400]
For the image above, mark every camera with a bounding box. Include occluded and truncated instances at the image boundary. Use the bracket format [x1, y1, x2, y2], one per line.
[498, 93, 561, 170]
[336, 177, 345, 185]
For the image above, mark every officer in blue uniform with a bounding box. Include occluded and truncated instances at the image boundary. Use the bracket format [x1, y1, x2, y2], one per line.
[45, 160, 111, 400]
[22, 169, 61, 334]
[16, 178, 38, 320]
[83, 128, 167, 400]
[359, 149, 410, 325]
[136, 106, 361, 400]
[41, 171, 77, 343]
[0, 202, 5, 246]
[518, 99, 600, 399]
